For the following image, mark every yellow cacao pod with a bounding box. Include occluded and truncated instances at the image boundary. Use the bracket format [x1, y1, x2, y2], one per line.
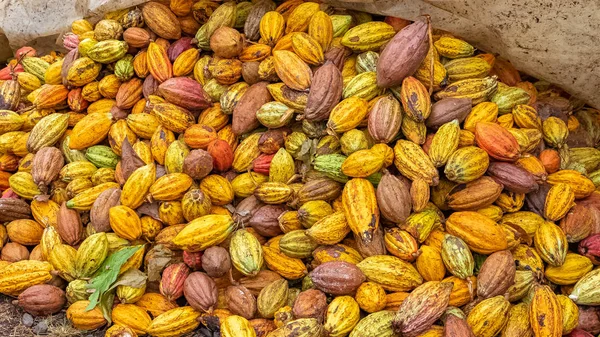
[173, 214, 235, 252]
[342, 178, 380, 244]
[502, 303, 532, 337]
[466, 295, 510, 337]
[434, 36, 475, 59]
[48, 243, 77, 282]
[75, 232, 109, 278]
[356, 255, 423, 292]
[111, 303, 152, 335]
[558, 294, 579, 335]
[230, 229, 264, 277]
[66, 300, 107, 330]
[149, 173, 193, 201]
[146, 306, 200, 337]
[341, 22, 395, 52]
[394, 140, 439, 185]
[428, 119, 460, 166]
[544, 183, 575, 221]
[260, 11, 285, 46]
[0, 260, 53, 296]
[200, 174, 234, 206]
[272, 50, 312, 91]
[445, 211, 508, 254]
[534, 221, 567, 267]
[415, 245, 446, 282]
[121, 163, 156, 209]
[529, 285, 563, 337]
[285, 2, 320, 33]
[221, 315, 256, 337]
[291, 32, 324, 66]
[109, 205, 142, 241]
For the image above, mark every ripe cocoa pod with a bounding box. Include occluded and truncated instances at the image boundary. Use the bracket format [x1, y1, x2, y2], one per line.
[561, 204, 593, 243]
[66, 300, 107, 330]
[444, 314, 475, 337]
[305, 61, 343, 122]
[183, 272, 218, 312]
[392, 281, 453, 337]
[182, 149, 213, 180]
[249, 204, 286, 237]
[342, 178, 380, 243]
[0, 196, 32, 222]
[310, 261, 365, 295]
[142, 2, 182, 40]
[257, 279, 288, 319]
[292, 289, 327, 322]
[447, 177, 503, 211]
[273, 50, 312, 91]
[393, 140, 439, 185]
[89, 187, 121, 233]
[146, 306, 200, 337]
[534, 220, 568, 267]
[160, 262, 190, 302]
[202, 246, 231, 278]
[368, 94, 402, 144]
[377, 20, 429, 88]
[474, 122, 520, 161]
[211, 27, 244, 58]
[355, 282, 387, 313]
[226, 285, 257, 320]
[232, 82, 273, 135]
[487, 162, 539, 194]
[376, 171, 412, 223]
[530, 285, 563, 336]
[476, 250, 515, 299]
[157, 77, 211, 112]
[2, 242, 29, 262]
[426, 98, 472, 129]
[16, 284, 66, 316]
[466, 296, 510, 337]
[31, 147, 64, 194]
[57, 201, 83, 245]
[445, 211, 508, 254]
[357, 255, 423, 292]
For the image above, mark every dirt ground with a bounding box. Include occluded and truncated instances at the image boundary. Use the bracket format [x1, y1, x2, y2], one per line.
[0, 295, 105, 337]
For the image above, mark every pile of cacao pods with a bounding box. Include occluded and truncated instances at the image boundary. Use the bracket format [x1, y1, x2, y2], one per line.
[1, 0, 600, 336]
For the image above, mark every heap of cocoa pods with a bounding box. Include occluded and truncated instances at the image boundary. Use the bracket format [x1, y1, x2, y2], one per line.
[0, 1, 600, 336]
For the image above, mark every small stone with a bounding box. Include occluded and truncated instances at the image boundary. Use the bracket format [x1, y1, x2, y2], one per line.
[22, 313, 34, 327]
[32, 320, 48, 334]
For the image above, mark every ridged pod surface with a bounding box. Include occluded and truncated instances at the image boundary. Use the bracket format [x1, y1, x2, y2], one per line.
[530, 285, 563, 337]
[272, 50, 312, 91]
[393, 140, 439, 185]
[173, 214, 235, 252]
[466, 296, 510, 337]
[445, 211, 508, 254]
[342, 178, 380, 243]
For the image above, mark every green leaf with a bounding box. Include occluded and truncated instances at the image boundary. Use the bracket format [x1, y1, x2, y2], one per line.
[85, 245, 143, 312]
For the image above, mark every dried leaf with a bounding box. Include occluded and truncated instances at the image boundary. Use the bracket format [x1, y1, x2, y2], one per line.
[137, 201, 161, 220]
[108, 268, 147, 291]
[146, 244, 174, 282]
[121, 138, 144, 181]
